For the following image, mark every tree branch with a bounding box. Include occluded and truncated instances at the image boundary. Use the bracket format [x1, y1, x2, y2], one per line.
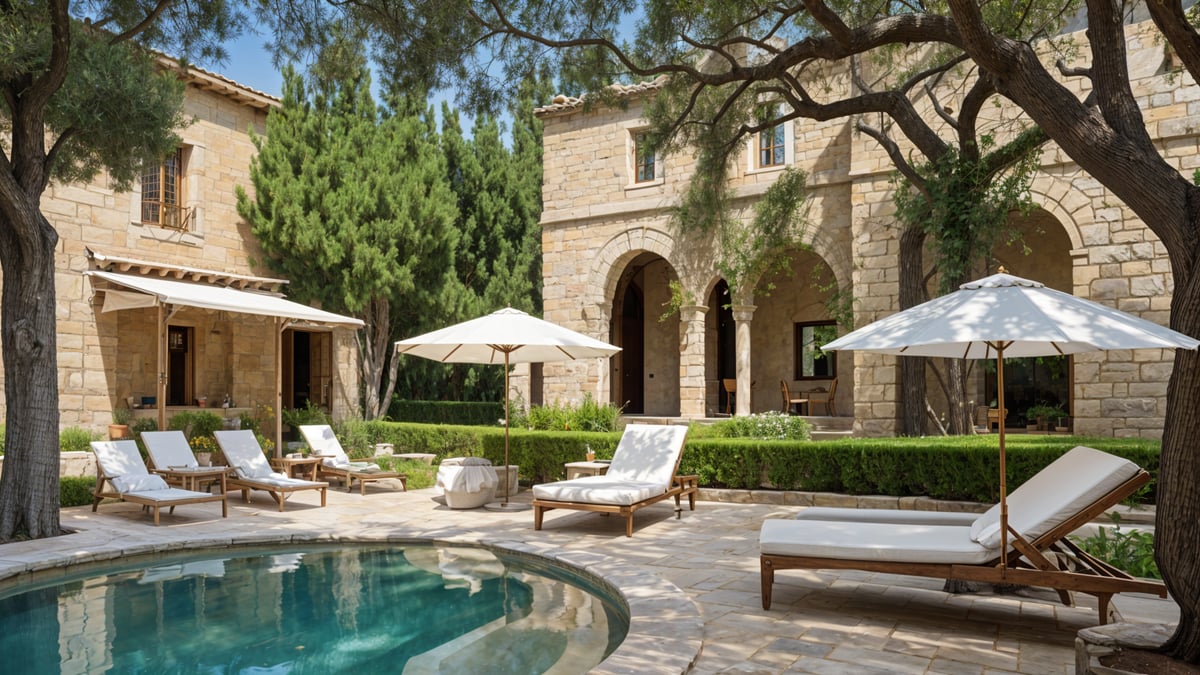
[856, 118, 928, 195]
[109, 0, 175, 44]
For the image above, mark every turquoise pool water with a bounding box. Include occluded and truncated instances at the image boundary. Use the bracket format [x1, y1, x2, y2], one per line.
[0, 544, 628, 674]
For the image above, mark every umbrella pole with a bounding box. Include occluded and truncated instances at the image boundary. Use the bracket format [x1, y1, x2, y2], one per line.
[997, 348, 1008, 573]
[503, 352, 511, 505]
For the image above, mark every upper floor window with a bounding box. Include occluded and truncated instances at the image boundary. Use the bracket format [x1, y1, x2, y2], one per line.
[750, 103, 793, 172]
[634, 132, 657, 183]
[794, 321, 838, 380]
[759, 123, 786, 168]
[141, 149, 192, 230]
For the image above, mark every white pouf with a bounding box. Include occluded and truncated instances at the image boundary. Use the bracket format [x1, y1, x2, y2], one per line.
[436, 457, 499, 509]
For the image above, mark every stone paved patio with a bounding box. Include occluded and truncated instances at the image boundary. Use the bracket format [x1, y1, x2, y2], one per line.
[0, 484, 1178, 674]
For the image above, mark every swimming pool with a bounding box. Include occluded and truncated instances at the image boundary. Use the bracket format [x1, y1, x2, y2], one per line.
[0, 543, 628, 673]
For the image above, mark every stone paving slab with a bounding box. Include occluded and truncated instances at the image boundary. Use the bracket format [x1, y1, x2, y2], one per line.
[0, 488, 1180, 674]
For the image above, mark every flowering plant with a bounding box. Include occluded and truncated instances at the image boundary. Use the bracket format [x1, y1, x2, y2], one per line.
[191, 435, 220, 455]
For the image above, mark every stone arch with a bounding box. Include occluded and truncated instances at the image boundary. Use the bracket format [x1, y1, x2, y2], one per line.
[1026, 174, 1088, 252]
[590, 227, 680, 312]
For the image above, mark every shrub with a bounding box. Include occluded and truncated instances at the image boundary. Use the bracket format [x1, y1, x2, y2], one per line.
[60, 476, 97, 507]
[711, 412, 812, 440]
[333, 418, 375, 458]
[387, 400, 506, 426]
[0, 423, 6, 454]
[524, 395, 623, 432]
[59, 426, 101, 452]
[373, 457, 437, 490]
[1072, 513, 1159, 579]
[168, 411, 223, 441]
[281, 400, 330, 428]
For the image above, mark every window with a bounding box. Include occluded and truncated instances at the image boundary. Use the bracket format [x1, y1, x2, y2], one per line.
[794, 321, 838, 380]
[141, 149, 191, 230]
[759, 123, 786, 168]
[632, 131, 657, 183]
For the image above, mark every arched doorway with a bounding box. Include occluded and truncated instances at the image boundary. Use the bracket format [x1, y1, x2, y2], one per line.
[707, 280, 736, 414]
[610, 252, 681, 416]
[986, 208, 1073, 428]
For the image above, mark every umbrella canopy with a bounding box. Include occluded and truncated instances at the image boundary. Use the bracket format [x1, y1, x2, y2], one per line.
[822, 271, 1198, 568]
[395, 307, 622, 364]
[395, 308, 621, 508]
[822, 272, 1198, 357]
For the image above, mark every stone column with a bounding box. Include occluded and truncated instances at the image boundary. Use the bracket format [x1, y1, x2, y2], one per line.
[731, 305, 757, 416]
[678, 304, 708, 418]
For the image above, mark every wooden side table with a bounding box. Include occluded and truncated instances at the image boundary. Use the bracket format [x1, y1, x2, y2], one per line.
[155, 467, 229, 494]
[564, 461, 610, 480]
[270, 456, 321, 481]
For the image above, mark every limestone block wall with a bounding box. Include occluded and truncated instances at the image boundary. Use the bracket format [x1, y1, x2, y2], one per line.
[0, 75, 360, 433]
[535, 16, 1188, 437]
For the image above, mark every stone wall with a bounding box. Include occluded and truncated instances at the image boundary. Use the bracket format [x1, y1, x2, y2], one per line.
[537, 18, 1186, 438]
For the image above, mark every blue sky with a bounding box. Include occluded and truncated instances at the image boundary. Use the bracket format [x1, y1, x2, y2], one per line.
[220, 30, 284, 97]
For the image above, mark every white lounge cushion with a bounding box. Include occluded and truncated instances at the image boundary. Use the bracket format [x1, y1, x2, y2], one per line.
[91, 440, 151, 479]
[604, 424, 689, 490]
[299, 424, 349, 463]
[235, 475, 322, 488]
[531, 475, 663, 506]
[760, 519, 996, 565]
[125, 487, 217, 501]
[796, 507, 979, 526]
[141, 431, 198, 469]
[968, 446, 1139, 549]
[112, 473, 170, 494]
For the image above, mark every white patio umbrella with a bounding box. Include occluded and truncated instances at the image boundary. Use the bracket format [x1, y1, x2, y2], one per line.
[395, 307, 621, 509]
[822, 271, 1199, 569]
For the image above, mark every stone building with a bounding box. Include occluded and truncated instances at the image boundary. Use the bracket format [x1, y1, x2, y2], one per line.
[0, 61, 362, 441]
[534, 19, 1185, 439]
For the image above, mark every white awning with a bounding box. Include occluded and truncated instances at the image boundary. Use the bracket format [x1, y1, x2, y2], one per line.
[86, 270, 364, 327]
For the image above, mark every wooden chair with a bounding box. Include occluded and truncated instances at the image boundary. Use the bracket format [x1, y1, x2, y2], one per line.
[90, 440, 227, 525]
[722, 378, 737, 415]
[759, 446, 1165, 625]
[780, 380, 809, 415]
[213, 430, 329, 510]
[532, 424, 697, 537]
[299, 424, 407, 494]
[808, 378, 837, 416]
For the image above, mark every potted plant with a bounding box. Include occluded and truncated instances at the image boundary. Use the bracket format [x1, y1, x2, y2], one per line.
[109, 406, 133, 440]
[1025, 404, 1065, 432]
[191, 435, 220, 467]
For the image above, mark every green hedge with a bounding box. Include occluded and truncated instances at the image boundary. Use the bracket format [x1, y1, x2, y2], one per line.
[61, 476, 97, 508]
[323, 422, 1161, 503]
[679, 435, 1161, 503]
[386, 400, 506, 426]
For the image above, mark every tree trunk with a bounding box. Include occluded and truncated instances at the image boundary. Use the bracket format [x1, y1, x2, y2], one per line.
[358, 296, 391, 420]
[1158, 281, 1200, 661]
[0, 209, 62, 540]
[897, 225, 928, 436]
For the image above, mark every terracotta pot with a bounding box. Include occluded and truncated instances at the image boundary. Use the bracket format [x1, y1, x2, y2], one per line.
[108, 424, 131, 440]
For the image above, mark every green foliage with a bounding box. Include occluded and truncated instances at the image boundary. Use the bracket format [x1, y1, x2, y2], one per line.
[1071, 513, 1160, 579]
[332, 418, 375, 457]
[893, 137, 1042, 294]
[58, 426, 101, 453]
[387, 400, 505, 426]
[1025, 403, 1067, 422]
[373, 458, 437, 490]
[711, 412, 812, 441]
[60, 477, 97, 508]
[238, 60, 459, 418]
[0, 424, 6, 455]
[111, 407, 133, 426]
[281, 400, 330, 428]
[523, 395, 623, 432]
[168, 411, 223, 441]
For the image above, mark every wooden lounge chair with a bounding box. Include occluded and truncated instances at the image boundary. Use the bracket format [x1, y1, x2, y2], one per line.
[213, 430, 328, 511]
[298, 424, 407, 495]
[141, 430, 228, 492]
[531, 424, 697, 537]
[90, 440, 227, 525]
[759, 446, 1166, 624]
